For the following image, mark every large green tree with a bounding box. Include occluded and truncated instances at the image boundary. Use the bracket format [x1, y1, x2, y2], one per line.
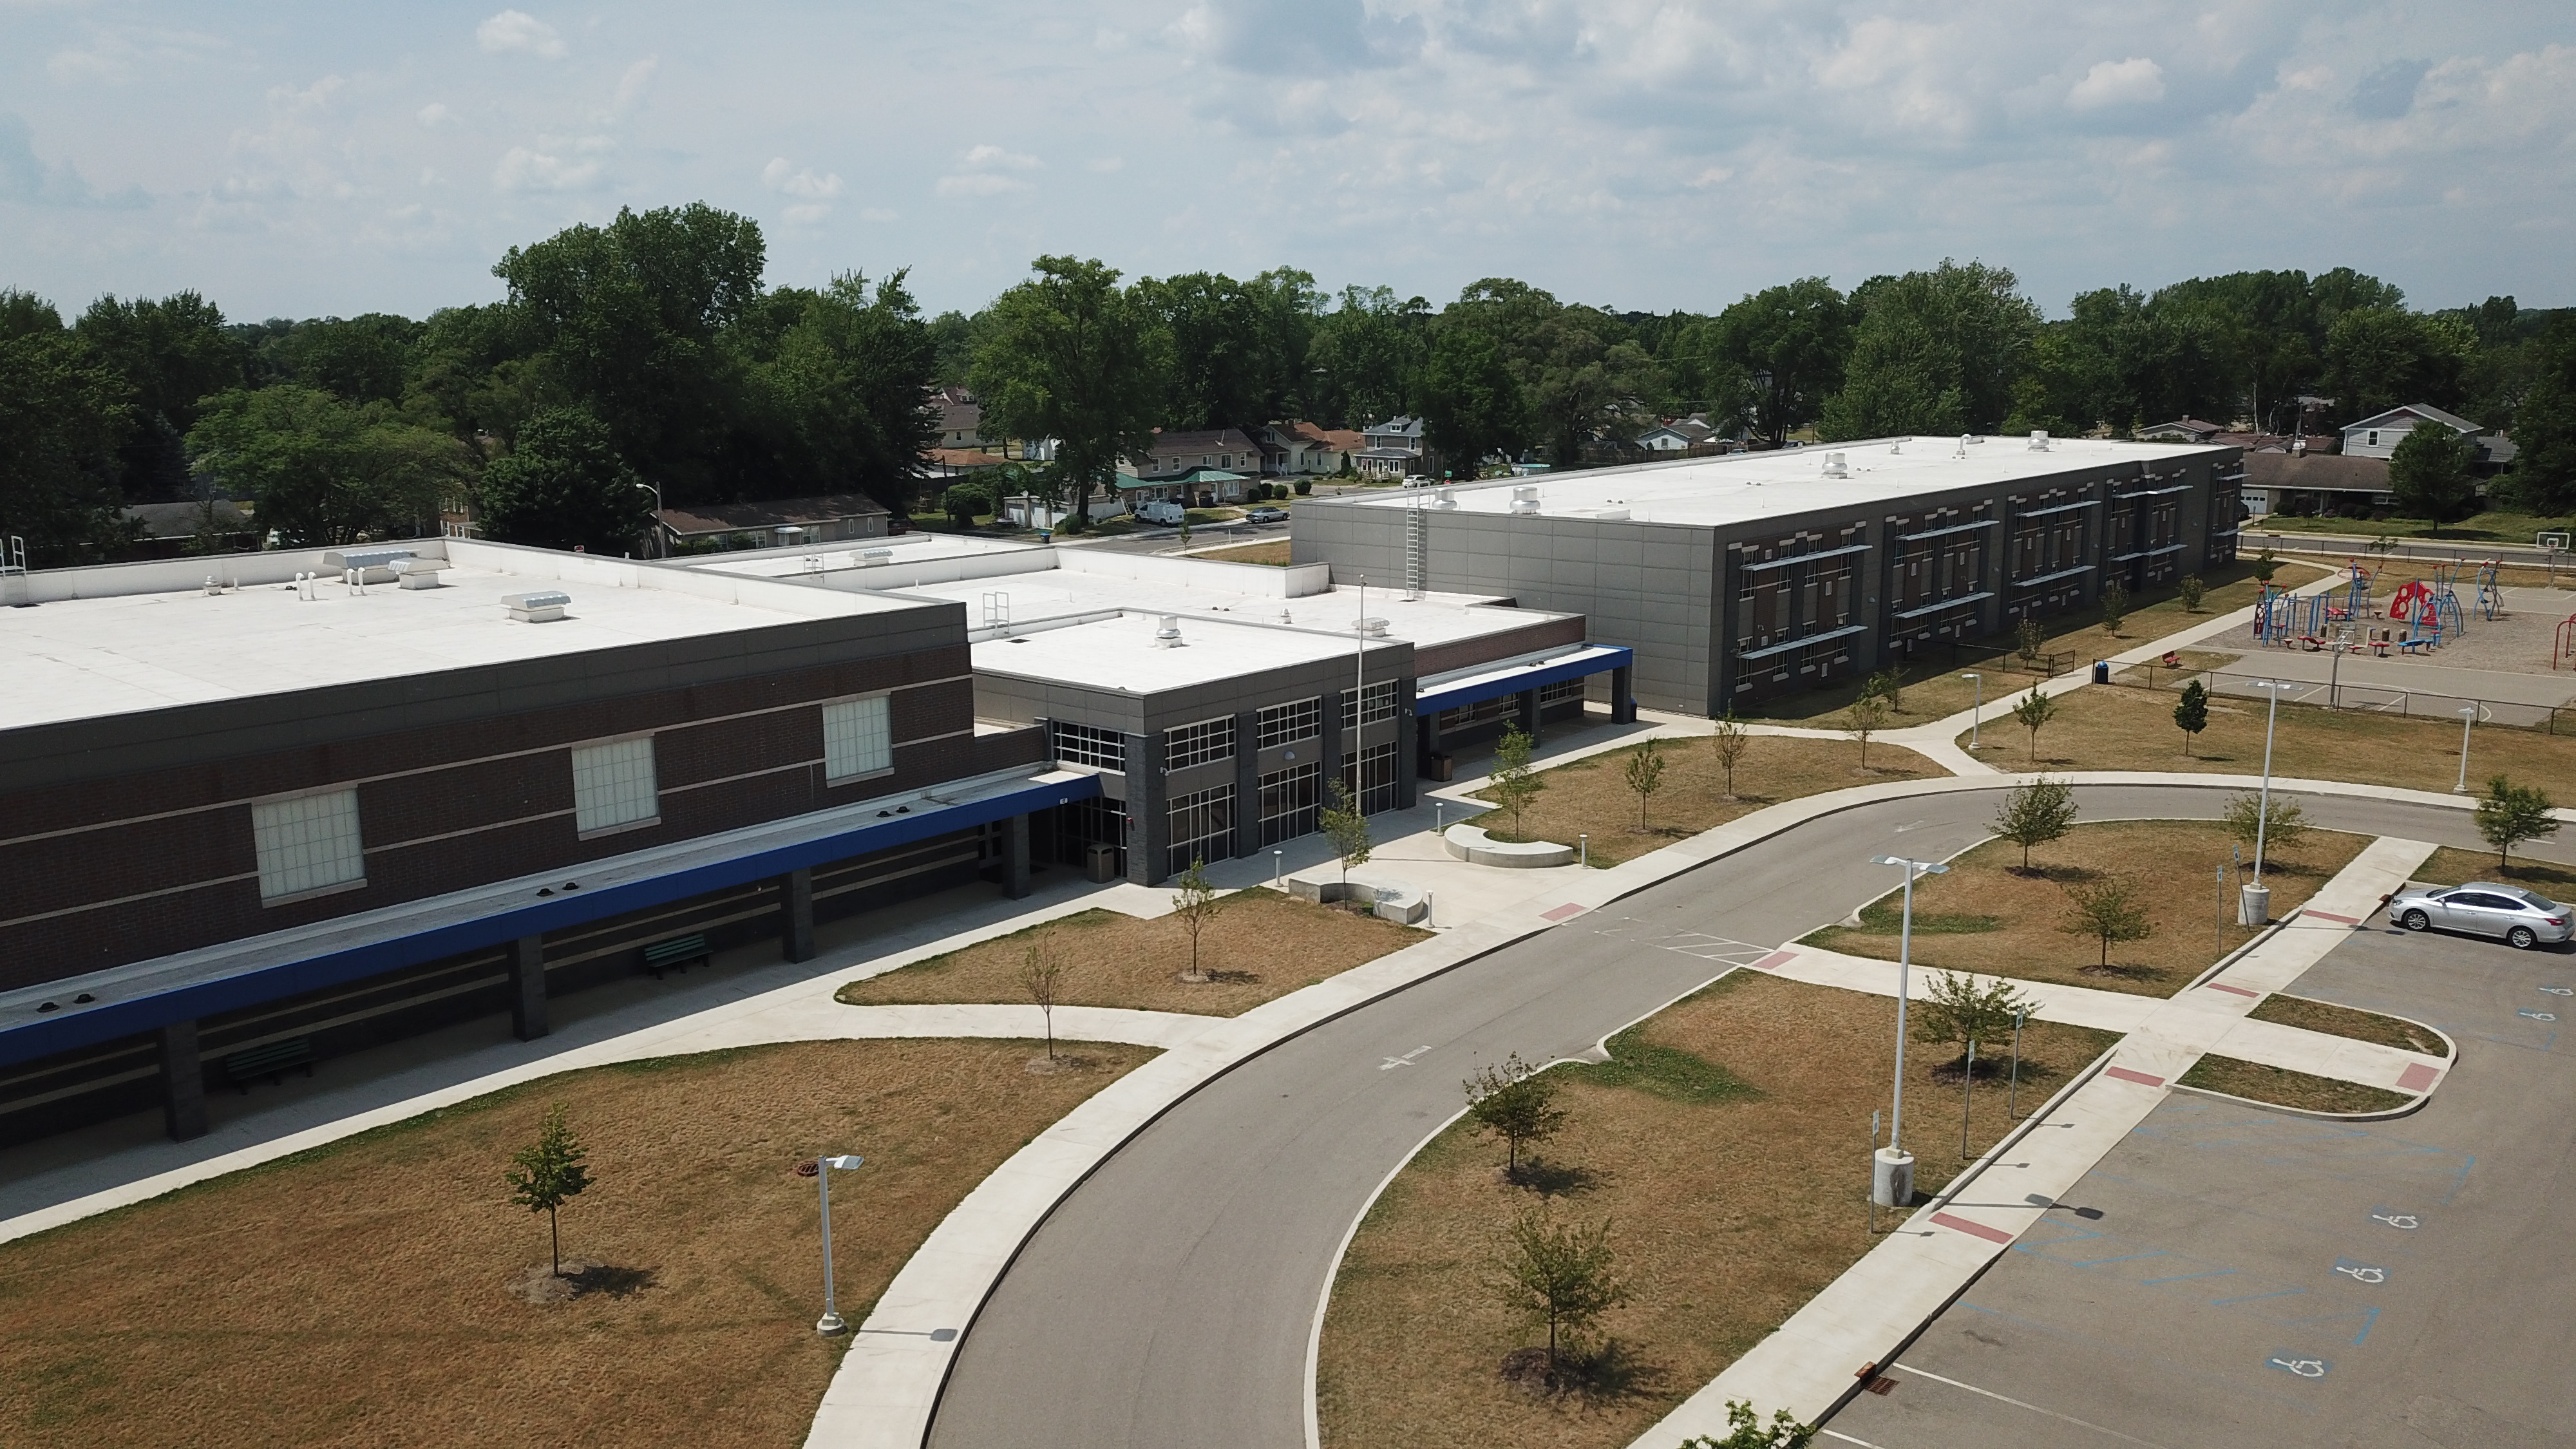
[252, 313, 423, 404]
[2386, 421, 2481, 525]
[1417, 328, 1530, 475]
[1707, 278, 1852, 446]
[2498, 318, 2576, 517]
[74, 290, 245, 501]
[969, 256, 1164, 532]
[0, 292, 136, 564]
[1820, 260, 2040, 440]
[2322, 307, 2474, 422]
[477, 407, 653, 553]
[185, 384, 473, 546]
[1135, 270, 1293, 431]
[758, 271, 942, 515]
[1307, 285, 1428, 426]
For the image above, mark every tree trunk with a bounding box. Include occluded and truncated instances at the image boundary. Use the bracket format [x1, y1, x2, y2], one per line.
[550, 1205, 561, 1277]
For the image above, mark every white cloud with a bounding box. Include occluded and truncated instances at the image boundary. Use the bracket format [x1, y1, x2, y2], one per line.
[963, 144, 1039, 170]
[46, 26, 231, 86]
[608, 57, 658, 115]
[493, 139, 606, 191]
[417, 102, 454, 127]
[2069, 57, 2166, 110]
[934, 172, 1027, 198]
[477, 10, 565, 59]
[762, 156, 844, 200]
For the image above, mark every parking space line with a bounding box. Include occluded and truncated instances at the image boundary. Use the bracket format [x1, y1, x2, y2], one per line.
[1819, 1431, 1891, 1448]
[1886, 1365, 2174, 1447]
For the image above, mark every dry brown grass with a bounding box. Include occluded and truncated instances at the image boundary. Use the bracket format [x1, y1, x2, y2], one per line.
[2414, 845, 2576, 894]
[1967, 679, 2576, 792]
[1195, 540, 1292, 565]
[1803, 820, 2369, 997]
[0, 1037, 1152, 1449]
[2246, 994, 2448, 1056]
[1470, 734, 1933, 868]
[836, 890, 1427, 1016]
[2177, 1054, 2412, 1114]
[1315, 972, 2119, 1449]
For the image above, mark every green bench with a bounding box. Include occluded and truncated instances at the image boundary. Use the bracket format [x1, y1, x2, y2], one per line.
[643, 933, 710, 980]
[223, 1037, 314, 1092]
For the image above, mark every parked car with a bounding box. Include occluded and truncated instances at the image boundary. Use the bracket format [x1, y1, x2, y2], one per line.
[2385, 883, 2572, 950]
[1244, 506, 1288, 524]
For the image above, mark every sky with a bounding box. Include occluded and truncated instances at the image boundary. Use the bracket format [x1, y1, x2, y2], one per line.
[3, 1, 2572, 324]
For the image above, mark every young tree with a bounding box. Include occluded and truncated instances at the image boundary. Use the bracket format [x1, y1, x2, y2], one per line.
[2011, 687, 2058, 764]
[1914, 971, 2037, 1066]
[1991, 775, 2078, 872]
[1709, 710, 1752, 800]
[2060, 875, 2154, 969]
[1485, 722, 1544, 836]
[1464, 1052, 1567, 1177]
[1678, 1401, 1818, 1449]
[939, 481, 988, 529]
[1494, 1206, 1627, 1382]
[1622, 738, 1665, 829]
[2475, 775, 2562, 871]
[505, 1103, 592, 1278]
[2387, 421, 2482, 529]
[1320, 777, 1373, 889]
[1170, 857, 1225, 982]
[2173, 679, 2211, 757]
[2222, 791, 2308, 855]
[971, 256, 1164, 534]
[1844, 694, 1891, 771]
[477, 406, 655, 553]
[2099, 578, 2129, 634]
[2014, 616, 2045, 672]
[2178, 574, 2206, 612]
[1861, 665, 1904, 710]
[2250, 545, 2280, 585]
[1017, 929, 1070, 1059]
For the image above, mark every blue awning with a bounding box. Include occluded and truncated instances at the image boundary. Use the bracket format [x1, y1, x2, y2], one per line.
[0, 767, 1101, 1067]
[1416, 645, 1631, 717]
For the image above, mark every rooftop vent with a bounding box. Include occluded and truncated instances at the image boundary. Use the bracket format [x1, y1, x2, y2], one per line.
[1822, 451, 1849, 478]
[1354, 616, 1390, 638]
[1508, 484, 1541, 516]
[392, 557, 451, 591]
[2029, 430, 2052, 451]
[855, 547, 894, 565]
[501, 591, 571, 623]
[1434, 486, 1458, 509]
[1153, 614, 1186, 648]
[324, 547, 417, 573]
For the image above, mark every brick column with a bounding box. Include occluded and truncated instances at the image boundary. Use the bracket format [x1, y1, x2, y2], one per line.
[1123, 730, 1168, 886]
[509, 934, 548, 1041]
[1005, 813, 1033, 899]
[1610, 664, 1636, 724]
[779, 867, 815, 962]
[1233, 708, 1262, 858]
[158, 1020, 207, 1141]
[1517, 687, 1542, 743]
[1394, 680, 1417, 810]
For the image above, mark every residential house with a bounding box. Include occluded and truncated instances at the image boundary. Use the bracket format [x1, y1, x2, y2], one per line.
[2340, 404, 2517, 473]
[1257, 421, 1359, 477]
[935, 386, 985, 451]
[656, 493, 892, 551]
[119, 498, 258, 557]
[1636, 417, 1721, 452]
[1120, 428, 1265, 503]
[2136, 417, 2230, 444]
[1356, 415, 1434, 480]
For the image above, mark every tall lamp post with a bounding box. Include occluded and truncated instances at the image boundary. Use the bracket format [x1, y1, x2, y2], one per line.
[1868, 854, 1950, 1211]
[813, 1153, 865, 1334]
[2453, 705, 2479, 793]
[639, 481, 667, 558]
[1960, 672, 1983, 750]
[2242, 679, 2289, 926]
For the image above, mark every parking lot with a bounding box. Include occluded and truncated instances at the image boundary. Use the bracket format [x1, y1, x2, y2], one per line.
[1827, 920, 2576, 1448]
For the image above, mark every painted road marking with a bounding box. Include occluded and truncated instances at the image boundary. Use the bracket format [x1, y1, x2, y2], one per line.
[2303, 909, 2362, 925]
[1885, 1365, 2174, 1448]
[2539, 986, 2573, 996]
[2266, 1352, 2332, 1379]
[2105, 1066, 2168, 1087]
[1931, 1212, 2017, 1245]
[2518, 1009, 2557, 1022]
[1378, 1045, 1430, 1071]
[2369, 1209, 2421, 1231]
[1540, 902, 1586, 922]
[2397, 1063, 2439, 1092]
[2331, 1257, 2389, 1285]
[2204, 982, 2262, 998]
[1750, 949, 1797, 971]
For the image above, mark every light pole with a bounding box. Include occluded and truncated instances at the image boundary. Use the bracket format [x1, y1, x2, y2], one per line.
[1868, 854, 1950, 1210]
[1960, 672, 1983, 749]
[2454, 705, 2478, 793]
[2243, 679, 2288, 926]
[813, 1153, 864, 1334]
[639, 481, 667, 558]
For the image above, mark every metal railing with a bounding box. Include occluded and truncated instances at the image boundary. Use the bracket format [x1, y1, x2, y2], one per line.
[2118, 661, 2572, 734]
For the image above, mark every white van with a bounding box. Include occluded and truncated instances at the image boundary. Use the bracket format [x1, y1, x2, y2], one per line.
[1135, 499, 1188, 527]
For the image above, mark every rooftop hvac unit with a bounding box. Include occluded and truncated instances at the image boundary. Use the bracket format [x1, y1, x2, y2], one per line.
[854, 547, 894, 565]
[1354, 616, 1390, 638]
[392, 557, 451, 590]
[500, 591, 571, 623]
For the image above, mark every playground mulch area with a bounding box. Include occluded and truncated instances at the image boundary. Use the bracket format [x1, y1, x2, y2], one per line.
[0, 1037, 1153, 1449]
[1801, 820, 2368, 998]
[2243, 582, 2575, 678]
[1969, 679, 2576, 795]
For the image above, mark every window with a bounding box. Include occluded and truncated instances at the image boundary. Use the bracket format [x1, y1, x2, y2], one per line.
[251, 789, 366, 902]
[822, 695, 893, 782]
[1341, 742, 1397, 815]
[1259, 763, 1320, 844]
[1341, 680, 1397, 727]
[1164, 715, 1236, 771]
[571, 736, 659, 834]
[1257, 697, 1321, 748]
[1052, 721, 1126, 771]
[1167, 784, 1235, 877]
[1539, 678, 1588, 706]
[2367, 430, 2380, 448]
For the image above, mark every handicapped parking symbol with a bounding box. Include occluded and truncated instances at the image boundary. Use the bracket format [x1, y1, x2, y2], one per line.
[2540, 986, 2573, 996]
[2268, 1353, 2331, 1378]
[2519, 1009, 2558, 1022]
[2332, 1256, 2389, 1285]
[2369, 1209, 2421, 1231]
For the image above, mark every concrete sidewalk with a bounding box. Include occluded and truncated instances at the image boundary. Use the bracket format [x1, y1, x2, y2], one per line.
[1627, 833, 2443, 1446]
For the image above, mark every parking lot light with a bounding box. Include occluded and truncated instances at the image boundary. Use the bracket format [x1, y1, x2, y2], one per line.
[1961, 673, 1983, 749]
[1869, 854, 1949, 1209]
[813, 1153, 864, 1335]
[2244, 680, 2289, 925]
[2454, 706, 2477, 793]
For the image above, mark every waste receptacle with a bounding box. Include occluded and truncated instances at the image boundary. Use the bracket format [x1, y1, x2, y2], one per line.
[1084, 842, 1119, 883]
[2239, 882, 2271, 927]
[2092, 659, 2111, 684]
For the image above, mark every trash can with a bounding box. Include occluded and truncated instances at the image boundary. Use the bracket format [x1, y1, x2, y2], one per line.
[1084, 842, 1118, 883]
[2092, 659, 2111, 684]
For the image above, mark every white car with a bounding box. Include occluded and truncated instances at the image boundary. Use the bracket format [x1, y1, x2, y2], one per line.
[2386, 882, 2573, 950]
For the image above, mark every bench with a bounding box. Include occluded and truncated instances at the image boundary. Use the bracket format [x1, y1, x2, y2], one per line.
[223, 1037, 314, 1092]
[643, 933, 710, 980]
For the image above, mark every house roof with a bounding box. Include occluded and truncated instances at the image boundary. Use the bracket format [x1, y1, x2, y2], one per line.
[654, 493, 893, 537]
[1363, 416, 1425, 439]
[2344, 404, 2482, 435]
[2242, 453, 2391, 491]
[122, 499, 253, 539]
[1148, 428, 1259, 455]
[2139, 417, 2228, 439]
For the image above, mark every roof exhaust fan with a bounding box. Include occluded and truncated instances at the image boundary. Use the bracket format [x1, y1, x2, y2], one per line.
[1153, 614, 1186, 648]
[1822, 451, 1849, 478]
[2029, 429, 2052, 451]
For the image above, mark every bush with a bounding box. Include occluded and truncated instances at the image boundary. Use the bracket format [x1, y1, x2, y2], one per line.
[1294, 478, 1313, 496]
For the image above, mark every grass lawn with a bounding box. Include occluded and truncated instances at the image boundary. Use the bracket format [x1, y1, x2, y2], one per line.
[1470, 734, 1935, 868]
[836, 889, 1427, 1016]
[2413, 844, 2576, 894]
[1314, 972, 2119, 1449]
[2251, 509, 2569, 545]
[1197, 540, 1292, 565]
[0, 1037, 1151, 1449]
[1802, 820, 2369, 998]
[1741, 560, 2329, 724]
[1967, 679, 2576, 793]
[2247, 994, 2449, 1056]
[2177, 1054, 2411, 1114]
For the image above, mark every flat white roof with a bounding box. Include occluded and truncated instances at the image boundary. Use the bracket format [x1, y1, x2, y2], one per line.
[1324, 436, 2231, 529]
[1, 544, 922, 732]
[972, 612, 1402, 694]
[901, 570, 1542, 652]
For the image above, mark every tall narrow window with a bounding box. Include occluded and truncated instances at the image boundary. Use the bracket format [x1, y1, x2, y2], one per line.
[571, 736, 659, 834]
[251, 789, 366, 902]
[822, 695, 893, 782]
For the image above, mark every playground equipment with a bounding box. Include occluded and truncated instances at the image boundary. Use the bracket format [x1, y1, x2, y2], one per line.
[2253, 583, 2296, 644]
[2474, 560, 2506, 620]
[2385, 576, 2466, 647]
[2557, 611, 2576, 671]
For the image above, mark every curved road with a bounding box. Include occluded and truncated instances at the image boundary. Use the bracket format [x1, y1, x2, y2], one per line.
[925, 782, 2546, 1449]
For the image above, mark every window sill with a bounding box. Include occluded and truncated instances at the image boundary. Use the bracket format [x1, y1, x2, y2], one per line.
[577, 817, 662, 842]
[260, 876, 368, 909]
[825, 766, 896, 788]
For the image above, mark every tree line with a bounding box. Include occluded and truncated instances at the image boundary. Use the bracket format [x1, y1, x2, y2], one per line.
[7, 201, 2574, 564]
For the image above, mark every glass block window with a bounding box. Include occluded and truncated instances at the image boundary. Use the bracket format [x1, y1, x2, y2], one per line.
[822, 694, 893, 781]
[1341, 741, 1398, 815]
[571, 736, 660, 833]
[1341, 680, 1397, 726]
[1256, 697, 1321, 748]
[1164, 716, 1236, 771]
[1258, 763, 1320, 844]
[1052, 721, 1126, 771]
[251, 789, 366, 902]
[1167, 784, 1235, 877]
